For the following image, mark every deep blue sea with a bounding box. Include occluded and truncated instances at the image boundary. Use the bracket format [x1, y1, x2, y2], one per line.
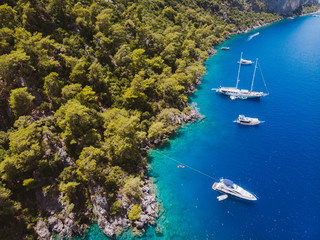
[80, 15, 320, 240]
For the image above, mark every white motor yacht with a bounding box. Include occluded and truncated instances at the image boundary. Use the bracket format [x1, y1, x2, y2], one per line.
[212, 178, 257, 201]
[234, 115, 264, 125]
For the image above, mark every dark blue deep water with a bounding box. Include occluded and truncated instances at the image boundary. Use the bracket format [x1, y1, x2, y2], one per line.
[82, 15, 320, 240]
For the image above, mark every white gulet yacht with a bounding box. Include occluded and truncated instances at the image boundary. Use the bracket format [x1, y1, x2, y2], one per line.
[212, 178, 257, 201]
[212, 52, 268, 99]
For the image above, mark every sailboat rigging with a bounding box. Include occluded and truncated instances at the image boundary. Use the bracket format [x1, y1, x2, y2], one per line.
[212, 52, 269, 99]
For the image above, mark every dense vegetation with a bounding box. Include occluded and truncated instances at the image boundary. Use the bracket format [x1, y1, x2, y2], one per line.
[300, 4, 320, 15]
[0, 0, 284, 239]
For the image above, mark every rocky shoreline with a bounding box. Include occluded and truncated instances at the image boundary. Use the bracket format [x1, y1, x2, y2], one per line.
[35, 177, 160, 239]
[34, 20, 276, 240]
[93, 103, 202, 238]
[34, 103, 202, 240]
[94, 179, 159, 238]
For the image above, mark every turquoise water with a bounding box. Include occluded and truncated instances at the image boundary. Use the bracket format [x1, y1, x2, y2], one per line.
[82, 16, 320, 240]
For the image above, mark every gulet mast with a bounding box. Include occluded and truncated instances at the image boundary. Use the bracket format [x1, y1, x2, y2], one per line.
[250, 58, 258, 93]
[235, 52, 243, 89]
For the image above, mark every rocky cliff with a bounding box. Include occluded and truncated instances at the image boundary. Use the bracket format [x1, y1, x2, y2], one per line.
[260, 0, 319, 15]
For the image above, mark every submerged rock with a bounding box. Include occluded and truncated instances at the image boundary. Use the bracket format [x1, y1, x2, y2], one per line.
[156, 226, 164, 236]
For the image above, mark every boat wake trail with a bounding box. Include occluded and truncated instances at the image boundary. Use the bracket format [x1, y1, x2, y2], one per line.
[247, 32, 260, 41]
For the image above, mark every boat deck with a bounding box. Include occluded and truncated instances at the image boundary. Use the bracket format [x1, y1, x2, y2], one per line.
[212, 182, 218, 190]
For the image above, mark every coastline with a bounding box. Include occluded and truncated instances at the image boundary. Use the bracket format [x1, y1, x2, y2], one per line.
[37, 8, 319, 240]
[107, 14, 284, 239]
[134, 7, 320, 238]
[87, 8, 320, 239]
[146, 15, 320, 239]
[212, 18, 283, 53]
[219, 8, 320, 44]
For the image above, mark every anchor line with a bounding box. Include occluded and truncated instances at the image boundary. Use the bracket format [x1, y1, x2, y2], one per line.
[152, 150, 219, 181]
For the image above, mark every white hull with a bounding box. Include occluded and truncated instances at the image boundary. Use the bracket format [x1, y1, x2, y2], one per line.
[234, 115, 264, 125]
[214, 87, 268, 99]
[213, 179, 257, 201]
[234, 120, 261, 125]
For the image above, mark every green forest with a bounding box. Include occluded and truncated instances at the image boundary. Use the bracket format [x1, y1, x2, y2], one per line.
[0, 0, 286, 239]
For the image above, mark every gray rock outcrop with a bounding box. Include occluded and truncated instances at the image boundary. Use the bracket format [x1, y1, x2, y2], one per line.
[35, 221, 51, 240]
[89, 180, 158, 238]
[260, 0, 318, 15]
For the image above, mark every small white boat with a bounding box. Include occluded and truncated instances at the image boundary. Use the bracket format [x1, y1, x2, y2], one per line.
[217, 194, 228, 201]
[238, 58, 254, 65]
[221, 47, 230, 50]
[213, 178, 257, 201]
[230, 96, 237, 100]
[234, 115, 263, 125]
